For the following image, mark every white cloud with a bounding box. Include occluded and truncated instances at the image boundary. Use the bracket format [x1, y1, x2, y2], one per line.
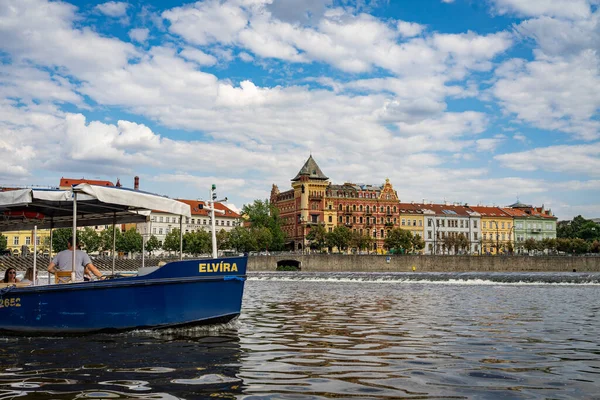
[492, 50, 600, 140]
[476, 135, 505, 152]
[129, 28, 149, 43]
[179, 47, 218, 66]
[490, 0, 592, 19]
[495, 142, 600, 176]
[95, 1, 129, 18]
[238, 52, 254, 62]
[162, 0, 248, 45]
[397, 20, 425, 37]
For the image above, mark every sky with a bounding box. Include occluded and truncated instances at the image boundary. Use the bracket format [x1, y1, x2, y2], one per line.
[0, 0, 599, 220]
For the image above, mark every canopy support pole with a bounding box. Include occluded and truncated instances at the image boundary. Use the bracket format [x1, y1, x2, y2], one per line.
[141, 222, 146, 269]
[71, 191, 77, 282]
[112, 213, 116, 276]
[33, 225, 37, 286]
[48, 220, 53, 285]
[179, 216, 183, 260]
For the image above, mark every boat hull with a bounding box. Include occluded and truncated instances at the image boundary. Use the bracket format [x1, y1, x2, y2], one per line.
[0, 256, 247, 334]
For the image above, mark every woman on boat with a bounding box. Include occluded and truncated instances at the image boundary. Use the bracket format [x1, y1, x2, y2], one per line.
[20, 267, 36, 285]
[3, 268, 19, 283]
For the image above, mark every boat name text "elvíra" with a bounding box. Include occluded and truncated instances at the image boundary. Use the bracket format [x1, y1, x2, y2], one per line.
[199, 262, 238, 273]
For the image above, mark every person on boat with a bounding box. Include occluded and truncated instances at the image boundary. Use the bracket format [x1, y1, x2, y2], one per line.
[47, 237, 105, 282]
[20, 267, 36, 285]
[2, 268, 19, 284]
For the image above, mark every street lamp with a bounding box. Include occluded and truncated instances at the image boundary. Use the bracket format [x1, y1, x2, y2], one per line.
[491, 221, 500, 255]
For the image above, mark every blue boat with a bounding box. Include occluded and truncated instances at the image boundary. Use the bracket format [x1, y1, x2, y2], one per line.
[0, 257, 246, 334]
[0, 184, 247, 334]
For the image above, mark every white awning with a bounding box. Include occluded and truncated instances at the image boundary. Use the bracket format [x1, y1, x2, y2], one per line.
[0, 185, 191, 231]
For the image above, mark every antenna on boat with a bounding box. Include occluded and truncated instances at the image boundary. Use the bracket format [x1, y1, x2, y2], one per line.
[204, 184, 227, 259]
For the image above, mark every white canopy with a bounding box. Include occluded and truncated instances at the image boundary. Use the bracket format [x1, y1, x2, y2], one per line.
[0, 184, 191, 232]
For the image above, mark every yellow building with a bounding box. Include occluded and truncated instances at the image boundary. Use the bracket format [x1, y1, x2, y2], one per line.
[3, 229, 51, 255]
[469, 206, 513, 255]
[398, 203, 425, 253]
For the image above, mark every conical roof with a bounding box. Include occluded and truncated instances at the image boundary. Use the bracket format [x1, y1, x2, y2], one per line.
[292, 155, 328, 181]
[508, 201, 531, 208]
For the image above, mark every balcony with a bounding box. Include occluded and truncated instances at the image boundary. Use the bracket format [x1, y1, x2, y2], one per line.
[309, 194, 323, 200]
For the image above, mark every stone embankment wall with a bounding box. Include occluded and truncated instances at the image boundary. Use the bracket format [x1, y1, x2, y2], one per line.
[248, 254, 600, 272]
[2, 254, 599, 273]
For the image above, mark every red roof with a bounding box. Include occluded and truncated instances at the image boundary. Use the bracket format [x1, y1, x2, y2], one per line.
[419, 203, 476, 217]
[60, 178, 114, 187]
[468, 206, 511, 218]
[175, 199, 241, 218]
[500, 207, 529, 217]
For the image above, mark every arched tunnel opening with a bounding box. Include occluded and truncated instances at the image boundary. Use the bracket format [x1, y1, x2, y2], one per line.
[276, 259, 302, 271]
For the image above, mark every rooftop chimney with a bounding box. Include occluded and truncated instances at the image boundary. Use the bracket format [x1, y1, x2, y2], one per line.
[134, 176, 139, 190]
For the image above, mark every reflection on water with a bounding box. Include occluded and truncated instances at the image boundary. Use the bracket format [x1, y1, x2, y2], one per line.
[1, 277, 599, 399]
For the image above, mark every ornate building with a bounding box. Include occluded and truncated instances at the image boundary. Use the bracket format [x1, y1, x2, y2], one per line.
[270, 156, 405, 252]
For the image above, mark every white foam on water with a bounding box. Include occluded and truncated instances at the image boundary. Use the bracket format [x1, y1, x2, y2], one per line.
[247, 276, 600, 286]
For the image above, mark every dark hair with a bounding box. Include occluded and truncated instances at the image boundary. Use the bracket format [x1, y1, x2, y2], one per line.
[67, 236, 74, 246]
[3, 268, 17, 283]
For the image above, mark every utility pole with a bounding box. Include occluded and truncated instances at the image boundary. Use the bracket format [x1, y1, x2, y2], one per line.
[205, 184, 227, 259]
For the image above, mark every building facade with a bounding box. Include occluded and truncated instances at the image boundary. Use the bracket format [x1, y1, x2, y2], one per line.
[139, 199, 241, 247]
[470, 206, 514, 255]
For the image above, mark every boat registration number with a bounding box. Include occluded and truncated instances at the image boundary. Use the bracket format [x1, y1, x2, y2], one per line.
[0, 298, 21, 308]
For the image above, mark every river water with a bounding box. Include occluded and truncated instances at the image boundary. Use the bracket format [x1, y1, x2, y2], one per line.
[1, 272, 599, 399]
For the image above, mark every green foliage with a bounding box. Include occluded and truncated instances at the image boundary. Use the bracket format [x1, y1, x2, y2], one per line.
[79, 227, 101, 253]
[571, 238, 590, 254]
[163, 228, 181, 253]
[276, 265, 300, 271]
[326, 225, 352, 253]
[145, 235, 160, 254]
[98, 226, 122, 252]
[412, 234, 425, 252]
[216, 229, 229, 250]
[306, 224, 327, 251]
[119, 228, 143, 253]
[52, 228, 73, 253]
[0, 234, 6, 251]
[384, 228, 413, 253]
[183, 229, 211, 255]
[242, 199, 286, 251]
[557, 215, 600, 242]
[524, 238, 538, 252]
[350, 232, 372, 253]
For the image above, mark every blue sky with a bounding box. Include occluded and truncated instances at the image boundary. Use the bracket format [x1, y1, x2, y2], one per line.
[0, 0, 599, 219]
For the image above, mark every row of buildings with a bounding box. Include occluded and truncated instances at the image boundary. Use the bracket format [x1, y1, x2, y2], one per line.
[270, 156, 557, 255]
[1, 177, 241, 256]
[2, 157, 557, 256]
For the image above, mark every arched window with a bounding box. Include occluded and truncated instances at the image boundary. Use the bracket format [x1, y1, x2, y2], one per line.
[359, 205, 363, 212]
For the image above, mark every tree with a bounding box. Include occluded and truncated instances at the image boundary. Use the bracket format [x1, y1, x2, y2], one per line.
[327, 225, 351, 253]
[217, 229, 230, 250]
[252, 226, 272, 251]
[306, 224, 327, 252]
[590, 240, 600, 253]
[455, 233, 468, 254]
[524, 238, 538, 253]
[163, 228, 182, 253]
[145, 235, 160, 254]
[227, 226, 251, 253]
[351, 233, 372, 254]
[384, 228, 413, 254]
[79, 227, 101, 253]
[0, 234, 6, 251]
[556, 238, 572, 253]
[571, 238, 589, 254]
[242, 199, 286, 251]
[52, 228, 73, 253]
[99, 226, 122, 253]
[119, 228, 143, 253]
[184, 230, 211, 255]
[541, 238, 557, 254]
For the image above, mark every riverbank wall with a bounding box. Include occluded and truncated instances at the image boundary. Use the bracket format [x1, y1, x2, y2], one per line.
[2, 254, 599, 273]
[248, 254, 600, 272]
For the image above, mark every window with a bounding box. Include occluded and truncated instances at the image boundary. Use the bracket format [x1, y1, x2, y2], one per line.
[36, 236, 41, 245]
[339, 204, 343, 211]
[151, 216, 156, 222]
[502, 222, 505, 229]
[419, 220, 422, 227]
[380, 206, 384, 213]
[483, 221, 487, 228]
[153, 228, 156, 234]
[402, 218, 406, 226]
[413, 219, 417, 226]
[353, 205, 356, 211]
[25, 236, 31, 245]
[473, 220, 478, 228]
[227, 221, 230, 226]
[159, 216, 163, 222]
[159, 228, 163, 235]
[474, 232, 478, 240]
[13, 236, 18, 245]
[428, 231, 432, 239]
[329, 216, 333, 223]
[360, 205, 363, 212]
[428, 219, 432, 227]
